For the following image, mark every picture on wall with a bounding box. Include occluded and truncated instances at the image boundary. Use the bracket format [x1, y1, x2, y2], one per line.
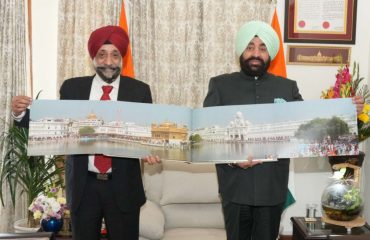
[284, 0, 357, 44]
[287, 45, 351, 66]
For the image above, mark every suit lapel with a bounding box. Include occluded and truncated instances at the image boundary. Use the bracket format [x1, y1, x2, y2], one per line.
[117, 76, 130, 101]
[79, 76, 94, 100]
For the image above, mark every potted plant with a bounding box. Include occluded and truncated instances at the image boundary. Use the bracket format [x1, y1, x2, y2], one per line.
[321, 165, 363, 221]
[29, 185, 68, 233]
[0, 124, 64, 228]
[322, 62, 370, 172]
[321, 62, 368, 222]
[322, 62, 370, 142]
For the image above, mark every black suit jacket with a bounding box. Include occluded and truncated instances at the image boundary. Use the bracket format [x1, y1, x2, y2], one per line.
[203, 71, 303, 206]
[19, 75, 152, 212]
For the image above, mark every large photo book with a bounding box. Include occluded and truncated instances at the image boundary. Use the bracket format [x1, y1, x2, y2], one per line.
[27, 98, 359, 163]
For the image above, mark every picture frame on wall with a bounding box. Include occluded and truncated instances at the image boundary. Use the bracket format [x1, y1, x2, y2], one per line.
[284, 0, 357, 44]
[287, 45, 351, 66]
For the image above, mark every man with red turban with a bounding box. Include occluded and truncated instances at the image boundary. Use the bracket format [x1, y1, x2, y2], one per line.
[12, 25, 160, 240]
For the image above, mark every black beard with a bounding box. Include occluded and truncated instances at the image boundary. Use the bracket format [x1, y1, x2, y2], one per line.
[239, 56, 270, 77]
[95, 66, 121, 84]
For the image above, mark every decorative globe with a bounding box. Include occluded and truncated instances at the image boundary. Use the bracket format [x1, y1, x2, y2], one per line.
[321, 179, 362, 221]
[41, 217, 63, 233]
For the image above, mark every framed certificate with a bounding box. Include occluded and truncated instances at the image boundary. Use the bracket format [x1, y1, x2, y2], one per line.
[284, 0, 357, 44]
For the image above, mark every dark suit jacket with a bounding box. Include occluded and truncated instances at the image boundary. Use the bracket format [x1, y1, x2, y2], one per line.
[203, 71, 303, 206]
[19, 75, 152, 213]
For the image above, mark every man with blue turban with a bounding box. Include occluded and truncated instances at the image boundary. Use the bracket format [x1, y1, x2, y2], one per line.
[203, 20, 303, 240]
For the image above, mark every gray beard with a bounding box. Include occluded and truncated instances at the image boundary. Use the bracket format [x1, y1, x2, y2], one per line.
[95, 67, 121, 84]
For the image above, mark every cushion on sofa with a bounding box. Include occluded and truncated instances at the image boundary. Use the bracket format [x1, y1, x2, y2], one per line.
[142, 163, 163, 203]
[163, 228, 226, 240]
[162, 203, 225, 229]
[160, 161, 220, 205]
[139, 200, 165, 240]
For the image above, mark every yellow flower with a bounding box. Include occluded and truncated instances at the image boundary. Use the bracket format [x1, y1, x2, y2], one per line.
[362, 103, 370, 114]
[57, 197, 66, 205]
[321, 87, 335, 99]
[33, 210, 42, 220]
[358, 104, 370, 123]
[358, 113, 369, 123]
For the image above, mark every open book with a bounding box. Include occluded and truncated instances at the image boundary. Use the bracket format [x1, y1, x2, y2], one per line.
[27, 98, 358, 163]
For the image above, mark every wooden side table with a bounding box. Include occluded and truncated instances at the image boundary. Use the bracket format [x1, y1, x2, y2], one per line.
[291, 217, 370, 240]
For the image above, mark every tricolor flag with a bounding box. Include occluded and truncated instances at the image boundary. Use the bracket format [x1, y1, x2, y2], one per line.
[268, 8, 287, 78]
[119, 1, 135, 78]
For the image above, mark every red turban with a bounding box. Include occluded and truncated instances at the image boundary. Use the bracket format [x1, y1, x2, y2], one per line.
[87, 25, 129, 59]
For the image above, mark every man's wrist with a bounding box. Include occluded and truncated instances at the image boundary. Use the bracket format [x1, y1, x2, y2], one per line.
[11, 111, 26, 122]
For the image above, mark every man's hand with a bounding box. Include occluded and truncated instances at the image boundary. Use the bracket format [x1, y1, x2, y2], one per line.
[236, 155, 262, 169]
[12, 96, 32, 116]
[353, 96, 365, 116]
[142, 155, 161, 165]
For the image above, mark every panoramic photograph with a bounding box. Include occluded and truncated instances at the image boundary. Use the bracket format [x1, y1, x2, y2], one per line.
[27, 98, 358, 163]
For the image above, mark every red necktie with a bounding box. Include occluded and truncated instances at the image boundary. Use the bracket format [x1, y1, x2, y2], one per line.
[94, 85, 113, 173]
[100, 85, 113, 100]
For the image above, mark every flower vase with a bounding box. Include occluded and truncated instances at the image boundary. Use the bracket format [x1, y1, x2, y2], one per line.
[41, 217, 63, 233]
[321, 179, 363, 221]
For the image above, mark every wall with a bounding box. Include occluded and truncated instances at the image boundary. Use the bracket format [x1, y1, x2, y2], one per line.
[276, 0, 370, 234]
[31, 0, 58, 99]
[32, 0, 370, 234]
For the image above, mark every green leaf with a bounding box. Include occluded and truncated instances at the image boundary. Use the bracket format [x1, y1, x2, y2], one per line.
[0, 125, 64, 207]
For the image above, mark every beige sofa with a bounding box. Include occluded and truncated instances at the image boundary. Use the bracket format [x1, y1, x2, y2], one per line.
[139, 161, 226, 240]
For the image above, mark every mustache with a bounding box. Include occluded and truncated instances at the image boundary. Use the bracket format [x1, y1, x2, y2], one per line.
[96, 65, 120, 71]
[244, 57, 264, 64]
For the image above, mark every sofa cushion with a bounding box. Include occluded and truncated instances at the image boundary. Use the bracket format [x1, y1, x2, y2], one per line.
[163, 228, 226, 240]
[162, 203, 225, 229]
[142, 163, 163, 203]
[139, 200, 165, 240]
[160, 162, 220, 205]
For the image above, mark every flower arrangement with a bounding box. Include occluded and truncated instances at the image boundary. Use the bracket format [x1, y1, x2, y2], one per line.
[321, 62, 370, 142]
[28, 186, 69, 221]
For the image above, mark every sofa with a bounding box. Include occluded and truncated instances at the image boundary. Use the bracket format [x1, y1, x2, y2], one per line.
[139, 161, 226, 240]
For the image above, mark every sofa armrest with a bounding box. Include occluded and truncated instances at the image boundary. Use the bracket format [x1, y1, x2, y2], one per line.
[140, 200, 165, 240]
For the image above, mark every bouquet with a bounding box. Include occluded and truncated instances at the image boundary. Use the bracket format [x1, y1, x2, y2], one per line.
[321, 62, 370, 142]
[28, 186, 68, 220]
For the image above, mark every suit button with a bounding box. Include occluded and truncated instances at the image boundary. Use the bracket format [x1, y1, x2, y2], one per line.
[256, 95, 260, 99]
[256, 82, 260, 86]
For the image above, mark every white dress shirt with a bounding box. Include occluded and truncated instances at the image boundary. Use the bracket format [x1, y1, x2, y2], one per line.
[88, 75, 120, 173]
[12, 74, 121, 173]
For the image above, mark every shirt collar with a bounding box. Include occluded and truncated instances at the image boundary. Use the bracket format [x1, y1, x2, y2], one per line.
[94, 74, 120, 89]
[239, 70, 268, 81]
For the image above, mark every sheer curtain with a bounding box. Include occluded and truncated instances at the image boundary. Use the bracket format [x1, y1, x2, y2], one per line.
[57, 0, 122, 91]
[0, 0, 28, 231]
[57, 0, 273, 105]
[129, 0, 273, 107]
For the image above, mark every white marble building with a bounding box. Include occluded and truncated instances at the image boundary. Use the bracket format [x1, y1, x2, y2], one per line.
[193, 112, 356, 143]
[29, 112, 151, 141]
[29, 118, 70, 140]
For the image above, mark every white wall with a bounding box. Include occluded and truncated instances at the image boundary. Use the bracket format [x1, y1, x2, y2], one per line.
[32, 0, 370, 234]
[276, 0, 370, 234]
[31, 0, 58, 99]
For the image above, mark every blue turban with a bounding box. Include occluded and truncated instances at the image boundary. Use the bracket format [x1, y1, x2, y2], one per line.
[235, 21, 279, 60]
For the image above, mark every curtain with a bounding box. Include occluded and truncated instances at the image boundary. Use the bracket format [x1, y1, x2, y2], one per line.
[130, 0, 273, 107]
[57, 0, 123, 93]
[57, 0, 273, 106]
[0, 0, 28, 231]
